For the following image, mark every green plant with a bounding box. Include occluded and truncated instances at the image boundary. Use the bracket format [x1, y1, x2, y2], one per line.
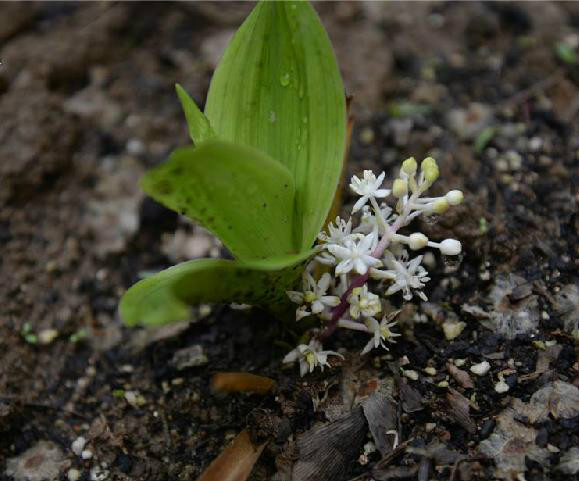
[120, 1, 347, 327]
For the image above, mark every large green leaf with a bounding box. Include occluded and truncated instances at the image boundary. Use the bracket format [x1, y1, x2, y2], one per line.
[205, 1, 346, 251]
[120, 252, 312, 327]
[142, 140, 297, 260]
[175, 83, 215, 145]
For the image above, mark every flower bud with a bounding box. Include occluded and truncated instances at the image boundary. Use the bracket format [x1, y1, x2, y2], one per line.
[424, 165, 439, 183]
[432, 198, 449, 214]
[392, 178, 408, 198]
[446, 190, 464, 206]
[408, 233, 428, 250]
[439, 239, 461, 255]
[421, 157, 437, 171]
[401, 157, 417, 175]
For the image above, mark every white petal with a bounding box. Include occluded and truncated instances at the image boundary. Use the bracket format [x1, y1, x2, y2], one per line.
[317, 273, 332, 293]
[283, 349, 299, 363]
[357, 232, 372, 251]
[335, 259, 353, 275]
[385, 283, 403, 296]
[376, 171, 386, 185]
[370, 268, 396, 280]
[364, 255, 382, 268]
[338, 319, 370, 332]
[299, 359, 309, 377]
[354, 258, 368, 275]
[321, 295, 340, 307]
[304, 272, 317, 290]
[287, 291, 304, 304]
[408, 255, 423, 273]
[311, 300, 324, 314]
[361, 338, 375, 355]
[327, 244, 351, 259]
[352, 196, 368, 213]
[373, 189, 391, 198]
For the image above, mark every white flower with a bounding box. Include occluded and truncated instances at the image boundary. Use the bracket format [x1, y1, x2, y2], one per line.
[314, 251, 337, 266]
[350, 170, 390, 213]
[381, 251, 430, 301]
[354, 204, 394, 236]
[353, 205, 378, 235]
[318, 216, 353, 245]
[361, 314, 401, 355]
[283, 339, 343, 376]
[348, 284, 382, 319]
[286, 272, 340, 320]
[327, 233, 381, 275]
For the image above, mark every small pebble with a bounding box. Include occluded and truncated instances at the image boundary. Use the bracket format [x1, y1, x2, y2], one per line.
[437, 380, 449, 388]
[81, 450, 93, 460]
[126, 138, 145, 156]
[479, 271, 491, 281]
[454, 358, 466, 367]
[68, 468, 81, 481]
[442, 321, 466, 340]
[425, 422, 437, 432]
[38, 328, 59, 345]
[404, 370, 419, 381]
[470, 361, 491, 376]
[90, 465, 110, 481]
[424, 366, 437, 376]
[71, 437, 86, 456]
[359, 127, 375, 145]
[495, 379, 510, 393]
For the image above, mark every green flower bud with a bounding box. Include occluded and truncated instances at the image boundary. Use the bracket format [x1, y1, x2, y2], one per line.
[392, 178, 408, 198]
[401, 157, 417, 175]
[432, 198, 449, 214]
[424, 165, 439, 183]
[421, 156, 437, 171]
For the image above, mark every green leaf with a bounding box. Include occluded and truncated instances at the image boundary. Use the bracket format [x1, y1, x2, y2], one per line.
[142, 139, 297, 260]
[474, 126, 496, 156]
[120, 251, 312, 327]
[175, 83, 215, 144]
[205, 1, 346, 251]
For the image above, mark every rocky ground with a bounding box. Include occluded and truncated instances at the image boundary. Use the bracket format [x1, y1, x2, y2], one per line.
[1, 2, 578, 481]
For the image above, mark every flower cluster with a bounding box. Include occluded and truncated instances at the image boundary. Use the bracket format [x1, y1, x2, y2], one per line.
[284, 157, 464, 375]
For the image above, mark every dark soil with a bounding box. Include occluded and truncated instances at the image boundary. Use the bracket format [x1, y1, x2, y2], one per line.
[1, 2, 578, 481]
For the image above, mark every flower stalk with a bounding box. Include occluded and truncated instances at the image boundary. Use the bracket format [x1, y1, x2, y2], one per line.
[283, 157, 465, 375]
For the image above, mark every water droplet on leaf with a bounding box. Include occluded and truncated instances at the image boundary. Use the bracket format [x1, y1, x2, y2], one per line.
[280, 73, 290, 87]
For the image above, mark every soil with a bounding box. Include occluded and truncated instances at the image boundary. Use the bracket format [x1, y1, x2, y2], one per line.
[1, 2, 578, 481]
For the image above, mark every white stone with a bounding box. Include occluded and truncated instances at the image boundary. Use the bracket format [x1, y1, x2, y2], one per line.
[495, 379, 510, 393]
[38, 328, 59, 345]
[470, 361, 491, 376]
[71, 437, 86, 456]
[68, 468, 82, 481]
[81, 450, 93, 460]
[442, 320, 466, 340]
[403, 369, 419, 381]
